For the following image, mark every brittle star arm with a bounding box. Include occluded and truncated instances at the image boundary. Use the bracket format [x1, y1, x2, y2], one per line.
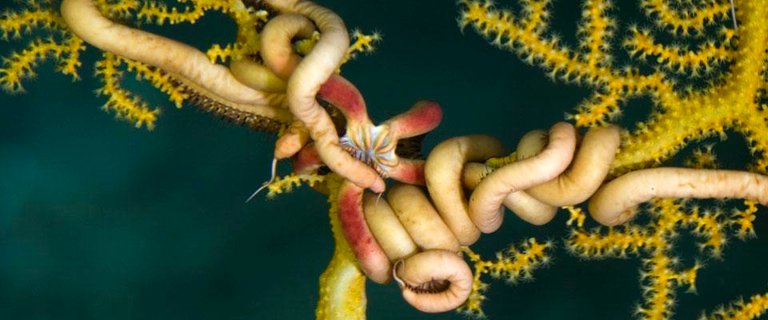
[262, 0, 386, 193]
[60, 0, 292, 126]
[259, 12, 441, 184]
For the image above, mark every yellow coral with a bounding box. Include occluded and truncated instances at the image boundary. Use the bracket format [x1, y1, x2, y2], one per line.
[731, 200, 758, 240]
[0, 5, 63, 39]
[296, 29, 382, 70]
[460, 238, 552, 317]
[138, 0, 240, 25]
[0, 1, 83, 92]
[702, 292, 768, 320]
[95, 53, 160, 129]
[316, 175, 366, 320]
[459, 0, 768, 176]
[264, 172, 326, 198]
[567, 198, 755, 319]
[459, 3, 768, 314]
[640, 0, 732, 35]
[343, 29, 382, 64]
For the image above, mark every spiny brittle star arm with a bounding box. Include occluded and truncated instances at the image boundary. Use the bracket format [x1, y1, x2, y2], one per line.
[60, 0, 292, 127]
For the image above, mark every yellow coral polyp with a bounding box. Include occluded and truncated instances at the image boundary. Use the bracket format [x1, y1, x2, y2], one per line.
[0, 8, 64, 39]
[625, 27, 733, 76]
[640, 0, 731, 35]
[460, 238, 552, 317]
[459, 0, 768, 176]
[342, 29, 382, 63]
[703, 292, 768, 320]
[94, 0, 139, 18]
[95, 53, 160, 129]
[264, 172, 325, 198]
[567, 196, 757, 320]
[138, 0, 239, 25]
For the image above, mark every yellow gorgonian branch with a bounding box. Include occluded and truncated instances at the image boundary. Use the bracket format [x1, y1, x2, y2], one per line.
[731, 200, 758, 240]
[94, 0, 139, 18]
[567, 196, 760, 320]
[343, 29, 382, 64]
[316, 175, 366, 320]
[460, 238, 552, 317]
[122, 57, 188, 108]
[640, 0, 731, 35]
[702, 292, 768, 320]
[625, 26, 734, 76]
[459, 0, 768, 178]
[263, 172, 326, 198]
[458, 0, 669, 132]
[578, 0, 616, 68]
[95, 53, 160, 129]
[0, 4, 63, 39]
[138, 0, 241, 25]
[0, 1, 83, 92]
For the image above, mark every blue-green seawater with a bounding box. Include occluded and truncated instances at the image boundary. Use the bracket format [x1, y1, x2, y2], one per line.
[1, 1, 767, 319]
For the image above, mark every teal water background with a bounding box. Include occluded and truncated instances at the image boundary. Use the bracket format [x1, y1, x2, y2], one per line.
[1, 1, 767, 319]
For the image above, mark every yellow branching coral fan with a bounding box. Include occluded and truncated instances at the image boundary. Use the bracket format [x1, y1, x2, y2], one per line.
[565, 148, 762, 320]
[460, 239, 552, 318]
[702, 292, 768, 320]
[568, 198, 718, 319]
[458, 0, 768, 175]
[459, 0, 768, 319]
[0, 0, 84, 92]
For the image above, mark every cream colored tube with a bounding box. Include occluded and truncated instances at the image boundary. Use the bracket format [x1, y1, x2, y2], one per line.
[386, 184, 460, 253]
[363, 193, 418, 261]
[590, 167, 768, 226]
[60, 0, 290, 122]
[229, 59, 286, 93]
[515, 129, 548, 160]
[425, 135, 506, 245]
[527, 125, 621, 206]
[465, 171, 558, 226]
[460, 136, 558, 226]
[260, 13, 315, 80]
[258, 14, 316, 159]
[469, 122, 577, 233]
[461, 162, 490, 190]
[265, 0, 385, 193]
[395, 250, 473, 313]
[337, 181, 391, 284]
[501, 192, 558, 225]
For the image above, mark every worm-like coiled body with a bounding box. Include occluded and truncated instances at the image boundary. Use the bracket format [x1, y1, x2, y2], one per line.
[338, 122, 621, 312]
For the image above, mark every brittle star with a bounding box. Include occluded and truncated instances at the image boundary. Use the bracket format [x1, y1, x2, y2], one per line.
[256, 8, 441, 192]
